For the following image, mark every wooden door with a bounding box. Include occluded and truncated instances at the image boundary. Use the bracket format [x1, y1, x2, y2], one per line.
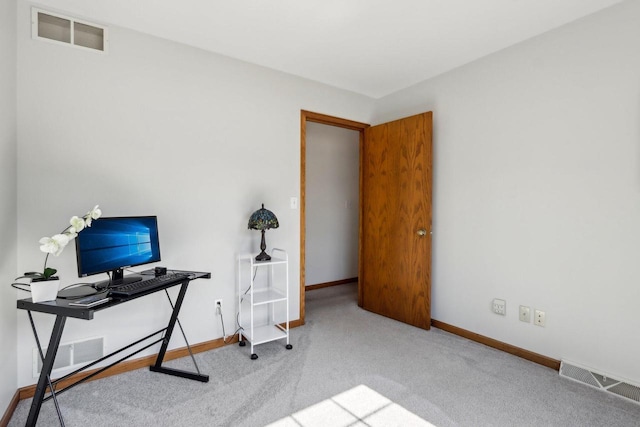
[360, 112, 432, 329]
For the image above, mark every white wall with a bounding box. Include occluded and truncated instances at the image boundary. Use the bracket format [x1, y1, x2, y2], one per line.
[305, 122, 359, 285]
[15, 1, 374, 387]
[374, 0, 640, 383]
[13, 0, 640, 393]
[0, 0, 18, 411]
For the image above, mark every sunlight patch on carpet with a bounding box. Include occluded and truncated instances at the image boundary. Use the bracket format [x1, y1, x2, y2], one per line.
[266, 384, 435, 427]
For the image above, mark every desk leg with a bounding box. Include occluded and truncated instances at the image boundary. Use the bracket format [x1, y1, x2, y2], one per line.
[26, 314, 67, 427]
[149, 281, 209, 382]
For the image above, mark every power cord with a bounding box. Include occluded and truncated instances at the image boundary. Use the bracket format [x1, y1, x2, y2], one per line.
[217, 301, 227, 341]
[11, 282, 32, 292]
[11, 280, 96, 297]
[217, 300, 245, 344]
[218, 266, 260, 343]
[11, 274, 49, 292]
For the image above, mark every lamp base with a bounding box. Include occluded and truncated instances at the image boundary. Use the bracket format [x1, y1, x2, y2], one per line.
[255, 251, 271, 262]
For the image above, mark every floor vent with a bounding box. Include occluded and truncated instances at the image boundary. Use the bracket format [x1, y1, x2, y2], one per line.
[34, 337, 104, 377]
[560, 360, 640, 405]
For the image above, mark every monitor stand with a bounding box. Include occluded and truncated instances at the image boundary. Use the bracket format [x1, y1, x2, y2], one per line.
[102, 268, 142, 288]
[58, 269, 143, 298]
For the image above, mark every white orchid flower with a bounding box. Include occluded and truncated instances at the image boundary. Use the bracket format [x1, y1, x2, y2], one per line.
[34, 206, 103, 279]
[39, 237, 56, 254]
[39, 233, 70, 256]
[90, 205, 102, 219]
[69, 216, 85, 233]
[85, 205, 102, 227]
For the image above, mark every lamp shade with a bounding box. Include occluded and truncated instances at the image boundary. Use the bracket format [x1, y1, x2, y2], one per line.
[248, 204, 279, 231]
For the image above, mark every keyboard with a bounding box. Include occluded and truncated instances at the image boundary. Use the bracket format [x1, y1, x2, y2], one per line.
[108, 273, 191, 297]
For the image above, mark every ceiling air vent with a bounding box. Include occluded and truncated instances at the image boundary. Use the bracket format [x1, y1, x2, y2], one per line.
[32, 8, 108, 53]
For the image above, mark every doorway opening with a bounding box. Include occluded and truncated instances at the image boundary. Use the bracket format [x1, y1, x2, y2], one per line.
[299, 111, 370, 324]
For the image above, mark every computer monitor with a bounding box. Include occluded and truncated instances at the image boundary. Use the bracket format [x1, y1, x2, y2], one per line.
[75, 216, 161, 287]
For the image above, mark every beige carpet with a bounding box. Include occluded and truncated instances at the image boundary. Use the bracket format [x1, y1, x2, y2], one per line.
[9, 283, 640, 426]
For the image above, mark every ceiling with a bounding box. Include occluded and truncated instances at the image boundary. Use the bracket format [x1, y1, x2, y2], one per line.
[33, 0, 624, 98]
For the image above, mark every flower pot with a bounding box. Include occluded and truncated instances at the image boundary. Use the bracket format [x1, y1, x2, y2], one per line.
[31, 280, 59, 303]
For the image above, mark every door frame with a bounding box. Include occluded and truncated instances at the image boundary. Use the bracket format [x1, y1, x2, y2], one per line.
[299, 110, 370, 324]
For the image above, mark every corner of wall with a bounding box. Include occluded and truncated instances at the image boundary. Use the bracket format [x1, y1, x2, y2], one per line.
[0, 0, 19, 415]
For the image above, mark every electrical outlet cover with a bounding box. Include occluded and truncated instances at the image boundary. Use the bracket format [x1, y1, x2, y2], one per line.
[534, 309, 546, 327]
[519, 305, 531, 322]
[492, 298, 506, 315]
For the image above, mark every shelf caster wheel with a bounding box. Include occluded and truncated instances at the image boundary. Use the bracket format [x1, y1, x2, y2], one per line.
[286, 344, 293, 350]
[251, 353, 258, 360]
[239, 341, 246, 347]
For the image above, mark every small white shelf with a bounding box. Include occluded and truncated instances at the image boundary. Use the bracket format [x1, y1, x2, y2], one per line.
[251, 289, 286, 305]
[237, 248, 292, 359]
[242, 324, 287, 345]
[255, 256, 287, 266]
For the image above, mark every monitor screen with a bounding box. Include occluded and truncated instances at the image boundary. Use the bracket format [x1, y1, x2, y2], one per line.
[75, 216, 161, 280]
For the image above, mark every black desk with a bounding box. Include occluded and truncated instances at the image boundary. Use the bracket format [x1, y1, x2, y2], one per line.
[16, 270, 210, 427]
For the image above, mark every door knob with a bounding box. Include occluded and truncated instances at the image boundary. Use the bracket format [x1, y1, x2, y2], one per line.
[417, 228, 427, 236]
